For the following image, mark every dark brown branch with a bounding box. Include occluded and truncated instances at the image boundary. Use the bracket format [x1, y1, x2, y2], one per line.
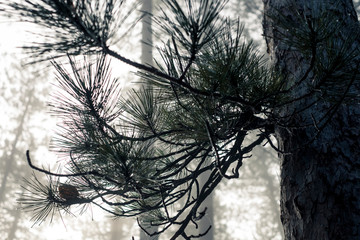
[103, 46, 253, 106]
[27, 150, 93, 177]
[26, 150, 121, 186]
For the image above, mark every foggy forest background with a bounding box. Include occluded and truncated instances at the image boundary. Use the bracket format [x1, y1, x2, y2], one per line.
[1, 0, 360, 239]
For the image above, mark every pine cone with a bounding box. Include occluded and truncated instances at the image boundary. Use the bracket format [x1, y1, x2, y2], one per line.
[58, 184, 79, 200]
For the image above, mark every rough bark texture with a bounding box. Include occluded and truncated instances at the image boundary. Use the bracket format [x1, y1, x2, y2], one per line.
[263, 0, 360, 239]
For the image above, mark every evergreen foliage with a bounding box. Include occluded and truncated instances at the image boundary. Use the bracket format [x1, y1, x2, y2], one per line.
[1, 0, 359, 239]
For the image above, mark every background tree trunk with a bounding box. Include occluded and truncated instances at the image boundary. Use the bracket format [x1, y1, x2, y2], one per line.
[198, 170, 214, 240]
[0, 95, 31, 202]
[139, 1, 158, 239]
[141, 0, 153, 67]
[263, 0, 360, 239]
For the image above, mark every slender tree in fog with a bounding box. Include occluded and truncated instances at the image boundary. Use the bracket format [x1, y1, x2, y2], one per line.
[0, 59, 49, 240]
[138, 1, 159, 240]
[1, 0, 360, 239]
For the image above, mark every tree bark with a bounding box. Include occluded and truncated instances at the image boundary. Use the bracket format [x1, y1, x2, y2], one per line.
[263, 0, 360, 239]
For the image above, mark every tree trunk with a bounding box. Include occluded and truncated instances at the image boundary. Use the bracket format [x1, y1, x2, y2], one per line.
[141, 0, 153, 67]
[198, 170, 214, 240]
[139, 1, 158, 239]
[110, 219, 127, 240]
[0, 97, 31, 202]
[263, 0, 360, 239]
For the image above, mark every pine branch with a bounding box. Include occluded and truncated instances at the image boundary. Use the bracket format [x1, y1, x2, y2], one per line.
[9, 1, 290, 238]
[26, 150, 123, 186]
